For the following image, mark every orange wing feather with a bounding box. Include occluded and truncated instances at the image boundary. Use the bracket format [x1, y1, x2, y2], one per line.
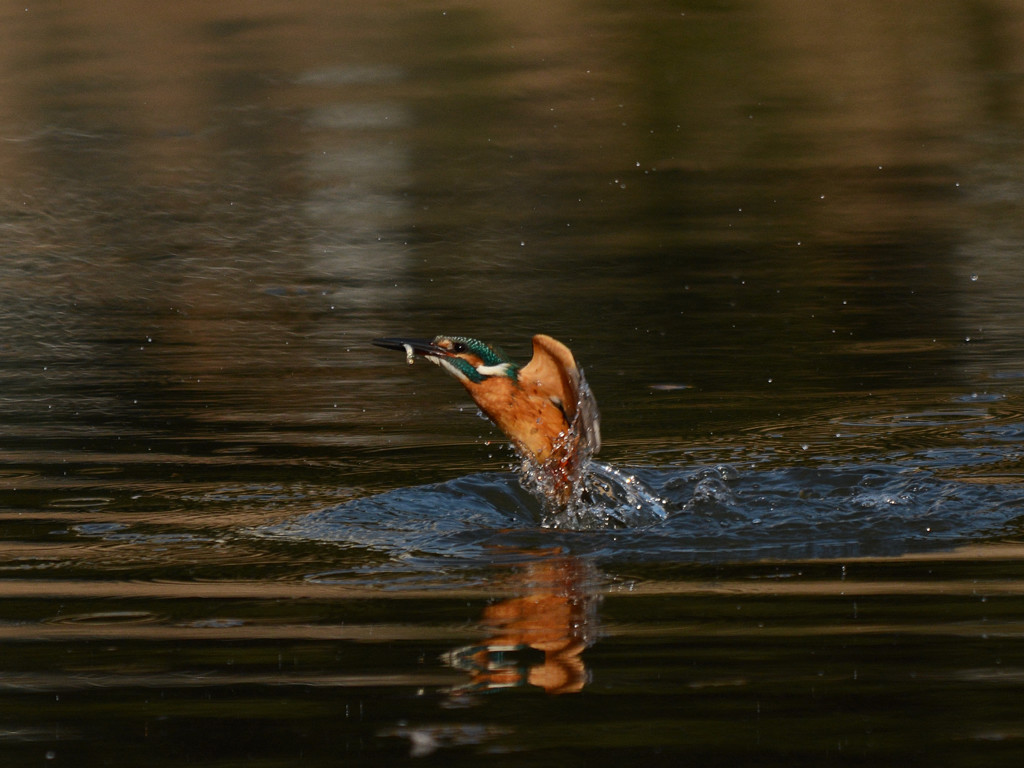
[519, 335, 581, 422]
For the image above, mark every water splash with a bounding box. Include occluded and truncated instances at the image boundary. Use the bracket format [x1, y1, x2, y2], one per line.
[511, 366, 664, 529]
[529, 461, 668, 530]
[257, 446, 1024, 581]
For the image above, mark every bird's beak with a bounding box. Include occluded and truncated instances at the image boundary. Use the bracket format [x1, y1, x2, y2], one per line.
[373, 337, 448, 364]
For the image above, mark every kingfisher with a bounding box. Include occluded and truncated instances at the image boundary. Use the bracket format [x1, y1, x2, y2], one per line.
[372, 334, 600, 507]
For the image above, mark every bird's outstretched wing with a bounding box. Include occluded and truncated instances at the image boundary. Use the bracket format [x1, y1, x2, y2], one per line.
[521, 334, 601, 455]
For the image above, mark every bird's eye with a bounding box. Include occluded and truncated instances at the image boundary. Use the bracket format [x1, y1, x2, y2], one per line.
[451, 342, 467, 353]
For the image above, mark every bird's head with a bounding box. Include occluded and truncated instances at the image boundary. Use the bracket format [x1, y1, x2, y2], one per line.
[373, 335, 519, 385]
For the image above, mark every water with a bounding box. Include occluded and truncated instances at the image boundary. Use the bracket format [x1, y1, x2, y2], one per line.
[3, 0, 1024, 765]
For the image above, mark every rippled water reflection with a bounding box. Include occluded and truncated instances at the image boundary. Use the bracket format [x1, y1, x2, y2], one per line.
[264, 400, 1024, 569]
[3, 0, 1024, 765]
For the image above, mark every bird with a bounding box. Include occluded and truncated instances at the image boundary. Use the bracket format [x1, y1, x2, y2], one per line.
[372, 334, 600, 507]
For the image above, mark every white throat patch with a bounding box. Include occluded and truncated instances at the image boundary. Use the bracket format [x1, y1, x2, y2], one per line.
[474, 362, 512, 378]
[428, 357, 511, 382]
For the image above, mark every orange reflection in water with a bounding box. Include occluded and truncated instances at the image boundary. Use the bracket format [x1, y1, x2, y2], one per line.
[445, 554, 600, 695]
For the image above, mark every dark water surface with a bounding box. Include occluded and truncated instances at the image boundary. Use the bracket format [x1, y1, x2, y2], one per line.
[4, 0, 1024, 765]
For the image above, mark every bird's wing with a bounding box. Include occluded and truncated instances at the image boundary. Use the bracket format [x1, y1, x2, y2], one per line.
[521, 334, 601, 454]
[521, 335, 580, 417]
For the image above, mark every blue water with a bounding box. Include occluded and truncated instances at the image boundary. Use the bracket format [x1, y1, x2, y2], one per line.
[263, 425, 1024, 578]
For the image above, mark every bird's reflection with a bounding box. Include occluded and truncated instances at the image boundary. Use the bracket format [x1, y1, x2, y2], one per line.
[444, 553, 601, 695]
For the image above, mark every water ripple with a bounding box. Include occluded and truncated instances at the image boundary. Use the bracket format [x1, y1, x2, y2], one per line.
[258, 446, 1024, 576]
